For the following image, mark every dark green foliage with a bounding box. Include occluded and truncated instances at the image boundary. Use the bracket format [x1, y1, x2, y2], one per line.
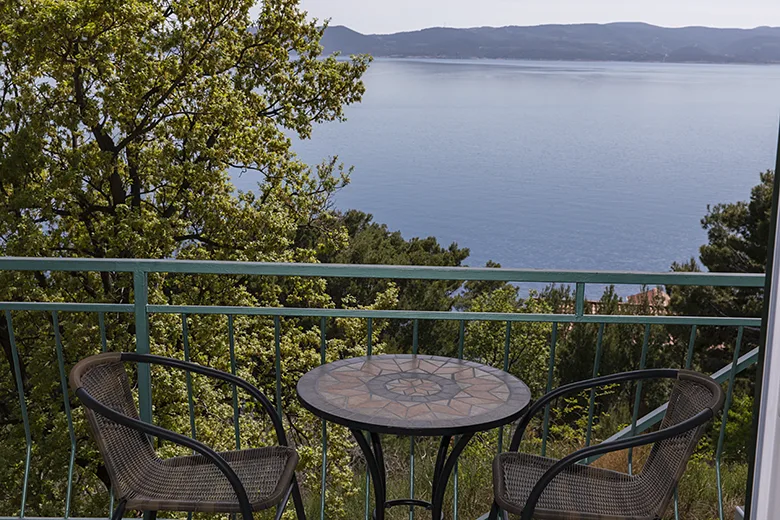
[666, 171, 774, 464]
[548, 285, 679, 419]
[668, 171, 772, 369]
[318, 210, 470, 355]
[0, 0, 371, 516]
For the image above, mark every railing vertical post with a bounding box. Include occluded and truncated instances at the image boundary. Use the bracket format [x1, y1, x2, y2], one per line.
[367, 318, 373, 355]
[575, 282, 586, 318]
[541, 322, 559, 457]
[98, 312, 107, 352]
[274, 316, 282, 419]
[410, 318, 419, 520]
[674, 324, 696, 519]
[458, 320, 465, 359]
[685, 325, 697, 369]
[99, 305, 113, 513]
[53, 311, 76, 519]
[628, 324, 651, 474]
[320, 317, 328, 520]
[717, 327, 744, 520]
[365, 317, 373, 520]
[584, 322, 605, 454]
[102, 307, 112, 520]
[454, 319, 465, 520]
[412, 318, 419, 354]
[5, 310, 31, 519]
[181, 314, 197, 443]
[133, 270, 152, 423]
[228, 315, 241, 450]
[497, 321, 511, 453]
[409, 432, 415, 520]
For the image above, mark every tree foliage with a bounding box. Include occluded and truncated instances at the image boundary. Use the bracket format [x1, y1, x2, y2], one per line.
[544, 285, 677, 415]
[0, 0, 370, 517]
[317, 210, 470, 355]
[669, 171, 773, 370]
[459, 285, 552, 395]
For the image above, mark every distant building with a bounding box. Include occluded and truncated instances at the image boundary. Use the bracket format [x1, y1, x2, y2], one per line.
[541, 287, 670, 315]
[625, 287, 670, 307]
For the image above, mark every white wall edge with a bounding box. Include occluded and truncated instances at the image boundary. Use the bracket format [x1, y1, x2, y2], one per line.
[750, 204, 780, 517]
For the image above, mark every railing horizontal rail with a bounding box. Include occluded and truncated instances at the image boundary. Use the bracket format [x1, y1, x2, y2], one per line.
[143, 305, 761, 326]
[0, 257, 765, 287]
[0, 302, 135, 312]
[0, 302, 760, 327]
[0, 517, 146, 520]
[601, 345, 760, 446]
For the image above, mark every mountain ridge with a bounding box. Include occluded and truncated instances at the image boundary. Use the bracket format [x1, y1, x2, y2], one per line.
[320, 23, 780, 64]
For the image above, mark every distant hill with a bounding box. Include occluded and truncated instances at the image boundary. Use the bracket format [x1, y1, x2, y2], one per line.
[321, 23, 780, 64]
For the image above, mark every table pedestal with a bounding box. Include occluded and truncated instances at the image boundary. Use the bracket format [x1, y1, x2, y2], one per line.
[351, 430, 475, 520]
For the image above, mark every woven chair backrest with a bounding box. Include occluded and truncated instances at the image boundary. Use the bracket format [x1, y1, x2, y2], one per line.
[638, 371, 724, 517]
[72, 354, 157, 500]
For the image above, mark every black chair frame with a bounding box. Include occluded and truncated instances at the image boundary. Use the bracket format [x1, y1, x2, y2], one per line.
[489, 368, 722, 520]
[74, 352, 306, 520]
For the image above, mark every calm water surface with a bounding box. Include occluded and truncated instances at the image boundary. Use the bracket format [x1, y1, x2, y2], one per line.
[235, 59, 780, 274]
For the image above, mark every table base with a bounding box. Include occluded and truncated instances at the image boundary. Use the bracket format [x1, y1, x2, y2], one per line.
[351, 429, 475, 520]
[374, 499, 441, 520]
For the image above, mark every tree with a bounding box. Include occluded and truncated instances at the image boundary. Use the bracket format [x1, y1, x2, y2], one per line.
[546, 285, 677, 420]
[460, 285, 552, 396]
[316, 210, 470, 355]
[664, 172, 774, 464]
[668, 171, 773, 371]
[0, 0, 370, 517]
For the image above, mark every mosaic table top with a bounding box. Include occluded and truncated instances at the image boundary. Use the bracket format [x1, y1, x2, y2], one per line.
[297, 354, 531, 435]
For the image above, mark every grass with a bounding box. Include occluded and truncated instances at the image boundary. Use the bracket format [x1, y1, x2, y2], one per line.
[333, 434, 497, 520]
[302, 430, 748, 520]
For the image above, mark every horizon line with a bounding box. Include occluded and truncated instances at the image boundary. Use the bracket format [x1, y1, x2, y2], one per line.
[327, 21, 780, 36]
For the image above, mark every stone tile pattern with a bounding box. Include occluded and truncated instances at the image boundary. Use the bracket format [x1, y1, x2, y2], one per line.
[298, 354, 531, 433]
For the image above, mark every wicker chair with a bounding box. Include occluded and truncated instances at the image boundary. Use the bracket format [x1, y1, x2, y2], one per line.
[69, 352, 306, 520]
[490, 369, 725, 520]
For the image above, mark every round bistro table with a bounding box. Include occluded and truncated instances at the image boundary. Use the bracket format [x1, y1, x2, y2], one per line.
[296, 354, 531, 520]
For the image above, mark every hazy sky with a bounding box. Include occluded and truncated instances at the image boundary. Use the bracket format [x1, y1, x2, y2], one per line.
[297, 0, 780, 34]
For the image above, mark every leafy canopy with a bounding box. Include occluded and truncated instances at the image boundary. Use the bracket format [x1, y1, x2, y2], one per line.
[0, 1, 371, 517]
[316, 209, 470, 355]
[669, 171, 773, 367]
[0, 0, 369, 264]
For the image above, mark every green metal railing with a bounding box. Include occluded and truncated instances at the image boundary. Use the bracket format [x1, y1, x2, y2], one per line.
[0, 257, 765, 520]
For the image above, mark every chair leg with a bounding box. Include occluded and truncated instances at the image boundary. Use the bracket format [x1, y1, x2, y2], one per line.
[488, 502, 500, 520]
[489, 502, 509, 520]
[274, 484, 294, 520]
[110, 500, 127, 520]
[291, 475, 306, 520]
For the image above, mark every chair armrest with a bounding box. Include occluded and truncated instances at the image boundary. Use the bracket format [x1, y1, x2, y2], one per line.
[121, 352, 289, 446]
[518, 408, 714, 520]
[75, 387, 254, 520]
[508, 369, 680, 452]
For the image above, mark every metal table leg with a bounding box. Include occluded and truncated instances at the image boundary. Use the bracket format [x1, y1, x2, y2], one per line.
[351, 429, 387, 520]
[432, 436, 452, 499]
[431, 433, 474, 520]
[352, 429, 474, 520]
[371, 432, 386, 489]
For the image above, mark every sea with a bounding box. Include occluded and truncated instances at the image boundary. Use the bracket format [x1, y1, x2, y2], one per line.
[231, 58, 780, 286]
